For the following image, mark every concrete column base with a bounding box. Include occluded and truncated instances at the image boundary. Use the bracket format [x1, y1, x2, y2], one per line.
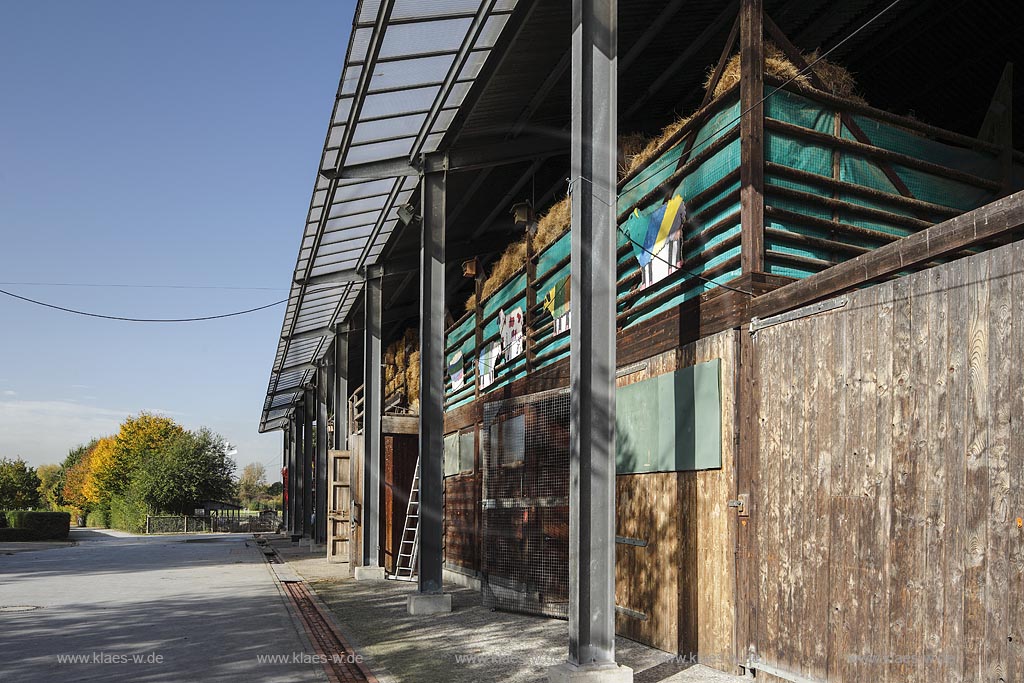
[547, 663, 633, 683]
[353, 566, 385, 581]
[406, 592, 453, 615]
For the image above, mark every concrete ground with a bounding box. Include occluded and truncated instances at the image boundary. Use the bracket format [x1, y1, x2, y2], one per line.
[0, 528, 328, 683]
[264, 535, 746, 683]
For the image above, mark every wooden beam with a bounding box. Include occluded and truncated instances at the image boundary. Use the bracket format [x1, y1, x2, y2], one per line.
[739, 0, 765, 275]
[749, 190, 1024, 320]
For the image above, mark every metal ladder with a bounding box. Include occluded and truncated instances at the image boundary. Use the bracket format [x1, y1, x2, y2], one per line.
[389, 454, 419, 581]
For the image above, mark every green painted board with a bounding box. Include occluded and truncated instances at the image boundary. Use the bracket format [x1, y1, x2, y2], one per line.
[615, 359, 722, 473]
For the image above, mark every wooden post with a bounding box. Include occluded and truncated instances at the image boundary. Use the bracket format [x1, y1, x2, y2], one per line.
[739, 0, 765, 276]
[525, 232, 537, 373]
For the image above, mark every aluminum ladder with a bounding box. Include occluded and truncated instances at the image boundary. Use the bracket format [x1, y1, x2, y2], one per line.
[389, 454, 419, 581]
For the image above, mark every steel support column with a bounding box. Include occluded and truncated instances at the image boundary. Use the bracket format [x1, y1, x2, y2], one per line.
[293, 407, 305, 538]
[557, 0, 629, 679]
[418, 168, 446, 596]
[362, 266, 383, 566]
[334, 326, 349, 450]
[316, 364, 329, 545]
[303, 388, 315, 538]
[282, 426, 291, 533]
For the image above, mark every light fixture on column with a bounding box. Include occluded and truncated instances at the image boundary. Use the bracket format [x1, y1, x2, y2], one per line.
[397, 202, 419, 226]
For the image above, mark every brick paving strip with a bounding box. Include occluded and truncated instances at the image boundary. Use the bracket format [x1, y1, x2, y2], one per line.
[257, 539, 376, 683]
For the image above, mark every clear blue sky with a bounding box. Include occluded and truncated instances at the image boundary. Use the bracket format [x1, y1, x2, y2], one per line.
[0, 1, 354, 477]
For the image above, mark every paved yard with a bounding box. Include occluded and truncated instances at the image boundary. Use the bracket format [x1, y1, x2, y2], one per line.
[0, 528, 327, 683]
[266, 536, 746, 683]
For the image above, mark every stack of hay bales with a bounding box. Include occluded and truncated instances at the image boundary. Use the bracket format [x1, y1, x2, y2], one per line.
[462, 42, 863, 314]
[383, 327, 420, 412]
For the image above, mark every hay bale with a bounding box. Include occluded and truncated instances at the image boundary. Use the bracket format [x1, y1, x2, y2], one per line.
[618, 132, 650, 179]
[532, 196, 572, 253]
[711, 42, 864, 104]
[480, 237, 529, 302]
[406, 349, 420, 407]
[625, 114, 693, 176]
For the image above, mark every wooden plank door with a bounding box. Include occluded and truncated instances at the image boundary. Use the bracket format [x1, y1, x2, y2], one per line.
[327, 449, 353, 570]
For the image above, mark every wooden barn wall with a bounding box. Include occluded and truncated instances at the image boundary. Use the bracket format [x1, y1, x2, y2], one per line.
[747, 239, 1024, 682]
[615, 329, 738, 665]
[381, 434, 417, 574]
[444, 468, 481, 575]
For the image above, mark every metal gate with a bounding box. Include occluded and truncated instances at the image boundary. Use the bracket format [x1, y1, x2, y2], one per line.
[481, 388, 570, 618]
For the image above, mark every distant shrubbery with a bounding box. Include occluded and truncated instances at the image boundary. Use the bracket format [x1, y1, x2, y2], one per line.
[3, 511, 70, 540]
[37, 413, 238, 533]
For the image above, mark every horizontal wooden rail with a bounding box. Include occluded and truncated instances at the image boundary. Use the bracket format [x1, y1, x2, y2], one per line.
[617, 85, 739, 191]
[764, 75, 1024, 163]
[765, 184, 933, 232]
[765, 118, 1002, 192]
[766, 163, 960, 219]
[750, 190, 1024, 320]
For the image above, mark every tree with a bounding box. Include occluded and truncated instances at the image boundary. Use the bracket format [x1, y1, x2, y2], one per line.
[63, 441, 100, 510]
[0, 457, 42, 509]
[92, 413, 183, 499]
[36, 464, 62, 510]
[238, 463, 267, 508]
[133, 428, 236, 514]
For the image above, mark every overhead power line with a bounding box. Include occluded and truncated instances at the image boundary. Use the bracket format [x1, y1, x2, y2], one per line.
[0, 281, 284, 291]
[0, 287, 287, 323]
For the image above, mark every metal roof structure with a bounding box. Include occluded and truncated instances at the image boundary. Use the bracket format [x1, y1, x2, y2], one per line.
[260, 0, 519, 432]
[261, 0, 1024, 432]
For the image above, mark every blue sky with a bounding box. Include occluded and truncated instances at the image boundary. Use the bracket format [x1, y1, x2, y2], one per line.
[0, 1, 354, 476]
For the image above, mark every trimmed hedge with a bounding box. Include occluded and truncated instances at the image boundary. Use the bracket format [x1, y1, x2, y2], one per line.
[85, 509, 110, 528]
[0, 527, 43, 542]
[5, 511, 71, 540]
[0, 512, 6, 528]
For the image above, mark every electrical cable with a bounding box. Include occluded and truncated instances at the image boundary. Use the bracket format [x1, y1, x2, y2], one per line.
[0, 281, 283, 291]
[0, 287, 287, 322]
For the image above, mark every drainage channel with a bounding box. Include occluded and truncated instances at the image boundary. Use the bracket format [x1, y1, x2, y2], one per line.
[255, 537, 372, 683]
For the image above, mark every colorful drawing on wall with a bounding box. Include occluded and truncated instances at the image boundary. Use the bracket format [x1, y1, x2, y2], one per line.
[498, 306, 525, 360]
[625, 193, 686, 289]
[542, 275, 571, 334]
[448, 351, 465, 391]
[478, 341, 502, 389]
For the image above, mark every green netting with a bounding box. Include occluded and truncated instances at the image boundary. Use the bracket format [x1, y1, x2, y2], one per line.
[763, 88, 1015, 278]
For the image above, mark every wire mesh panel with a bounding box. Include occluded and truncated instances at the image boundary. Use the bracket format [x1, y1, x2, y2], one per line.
[481, 388, 570, 618]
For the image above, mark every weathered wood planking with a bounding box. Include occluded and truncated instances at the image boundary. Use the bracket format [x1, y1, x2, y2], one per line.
[986, 244, 1012, 683]
[613, 333, 738, 667]
[694, 331, 738, 669]
[749, 238, 1024, 682]
[1010, 240, 1024, 683]
[963, 254, 990, 683]
[945, 258, 968, 683]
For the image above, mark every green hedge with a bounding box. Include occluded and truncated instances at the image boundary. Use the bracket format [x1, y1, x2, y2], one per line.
[109, 495, 146, 534]
[85, 509, 110, 528]
[5, 511, 71, 539]
[0, 512, 7, 529]
[0, 527, 42, 542]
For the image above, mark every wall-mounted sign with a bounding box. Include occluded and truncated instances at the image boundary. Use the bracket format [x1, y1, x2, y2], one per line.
[542, 275, 571, 334]
[498, 306, 525, 360]
[448, 351, 465, 391]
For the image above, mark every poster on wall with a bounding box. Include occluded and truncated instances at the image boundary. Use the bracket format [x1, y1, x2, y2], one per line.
[448, 351, 465, 392]
[625, 193, 686, 289]
[478, 341, 502, 390]
[542, 275, 571, 334]
[498, 306, 525, 359]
